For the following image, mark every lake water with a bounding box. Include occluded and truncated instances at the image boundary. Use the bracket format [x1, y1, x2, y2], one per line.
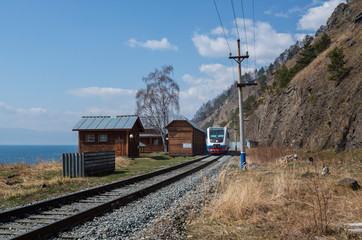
[0, 145, 78, 165]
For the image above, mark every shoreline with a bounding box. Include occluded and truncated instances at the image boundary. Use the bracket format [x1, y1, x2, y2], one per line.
[0, 145, 77, 165]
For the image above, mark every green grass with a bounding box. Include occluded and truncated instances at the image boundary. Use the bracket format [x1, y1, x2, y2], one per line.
[124, 153, 194, 174]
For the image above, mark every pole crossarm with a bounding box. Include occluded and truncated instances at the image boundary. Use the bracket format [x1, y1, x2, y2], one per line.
[229, 55, 249, 64]
[229, 55, 249, 59]
[237, 82, 257, 88]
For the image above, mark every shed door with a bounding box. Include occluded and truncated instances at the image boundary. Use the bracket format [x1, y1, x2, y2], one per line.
[115, 139, 124, 157]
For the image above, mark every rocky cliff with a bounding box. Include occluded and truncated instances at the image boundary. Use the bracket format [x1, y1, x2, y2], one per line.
[194, 0, 361, 151]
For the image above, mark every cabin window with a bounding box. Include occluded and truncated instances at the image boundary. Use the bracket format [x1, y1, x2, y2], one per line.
[86, 134, 95, 142]
[152, 138, 159, 145]
[99, 134, 108, 142]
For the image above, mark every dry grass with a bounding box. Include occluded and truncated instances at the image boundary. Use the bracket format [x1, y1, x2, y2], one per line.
[187, 147, 361, 239]
[115, 157, 131, 168]
[246, 146, 293, 164]
[0, 160, 65, 199]
[0, 153, 195, 210]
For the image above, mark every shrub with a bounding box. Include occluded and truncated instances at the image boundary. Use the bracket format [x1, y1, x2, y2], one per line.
[327, 46, 351, 85]
[220, 121, 228, 127]
[243, 95, 257, 115]
[275, 65, 291, 89]
[258, 75, 267, 94]
[314, 33, 331, 54]
[309, 94, 317, 107]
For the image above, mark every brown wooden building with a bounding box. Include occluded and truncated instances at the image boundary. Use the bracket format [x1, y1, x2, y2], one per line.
[139, 128, 164, 153]
[72, 115, 144, 158]
[166, 116, 206, 156]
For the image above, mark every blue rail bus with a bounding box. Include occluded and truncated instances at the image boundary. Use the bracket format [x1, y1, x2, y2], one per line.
[206, 127, 230, 154]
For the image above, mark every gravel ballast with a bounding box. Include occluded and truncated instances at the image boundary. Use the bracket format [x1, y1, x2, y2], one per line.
[57, 155, 232, 240]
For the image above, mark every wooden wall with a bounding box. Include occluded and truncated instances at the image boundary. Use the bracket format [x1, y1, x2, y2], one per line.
[78, 128, 140, 158]
[78, 131, 123, 153]
[167, 121, 206, 156]
[192, 128, 206, 155]
[140, 129, 164, 153]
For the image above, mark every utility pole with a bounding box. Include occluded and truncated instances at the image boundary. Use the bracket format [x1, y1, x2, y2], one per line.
[229, 39, 257, 169]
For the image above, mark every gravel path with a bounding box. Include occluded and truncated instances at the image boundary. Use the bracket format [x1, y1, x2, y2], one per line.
[57, 155, 232, 240]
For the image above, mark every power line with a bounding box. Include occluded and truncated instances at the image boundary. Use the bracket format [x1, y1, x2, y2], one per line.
[240, 0, 249, 73]
[230, 0, 243, 81]
[240, 0, 248, 53]
[231, 59, 237, 82]
[231, 0, 240, 40]
[252, 0, 257, 70]
[212, 0, 232, 54]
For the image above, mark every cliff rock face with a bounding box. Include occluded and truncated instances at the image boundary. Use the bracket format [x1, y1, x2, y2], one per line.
[245, 0, 361, 151]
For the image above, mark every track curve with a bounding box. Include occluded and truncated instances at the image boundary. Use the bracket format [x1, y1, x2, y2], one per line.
[0, 155, 223, 240]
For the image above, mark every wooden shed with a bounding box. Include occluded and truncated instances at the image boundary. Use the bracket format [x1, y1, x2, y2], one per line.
[139, 128, 164, 153]
[72, 115, 144, 158]
[165, 116, 206, 156]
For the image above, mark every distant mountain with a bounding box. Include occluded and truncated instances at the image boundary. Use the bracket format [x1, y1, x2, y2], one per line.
[193, 0, 361, 152]
[0, 128, 77, 145]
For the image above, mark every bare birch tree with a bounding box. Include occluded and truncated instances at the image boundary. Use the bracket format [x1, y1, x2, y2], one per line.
[136, 65, 179, 152]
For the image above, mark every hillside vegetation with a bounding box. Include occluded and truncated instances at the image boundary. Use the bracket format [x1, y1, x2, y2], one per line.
[186, 148, 361, 239]
[193, 0, 361, 152]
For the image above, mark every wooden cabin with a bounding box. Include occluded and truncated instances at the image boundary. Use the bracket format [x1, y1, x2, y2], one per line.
[166, 116, 206, 156]
[72, 115, 144, 158]
[139, 128, 164, 153]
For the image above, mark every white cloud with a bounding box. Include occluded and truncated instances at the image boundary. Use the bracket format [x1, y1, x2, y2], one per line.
[85, 107, 120, 116]
[192, 33, 232, 58]
[192, 19, 295, 65]
[180, 63, 237, 118]
[17, 107, 47, 114]
[254, 21, 294, 65]
[127, 38, 178, 51]
[66, 87, 136, 97]
[0, 101, 47, 114]
[84, 103, 135, 117]
[0, 101, 12, 111]
[0, 101, 64, 133]
[274, 7, 303, 18]
[185, 18, 299, 117]
[0, 99, 136, 132]
[211, 26, 228, 35]
[63, 110, 82, 116]
[298, 0, 345, 31]
[294, 33, 312, 42]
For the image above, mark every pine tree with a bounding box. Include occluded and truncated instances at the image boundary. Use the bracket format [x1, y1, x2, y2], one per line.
[314, 33, 331, 54]
[327, 47, 350, 86]
[296, 40, 316, 67]
[275, 65, 290, 89]
[258, 75, 267, 94]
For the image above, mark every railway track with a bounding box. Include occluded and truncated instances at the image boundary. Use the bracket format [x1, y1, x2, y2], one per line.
[0, 154, 224, 240]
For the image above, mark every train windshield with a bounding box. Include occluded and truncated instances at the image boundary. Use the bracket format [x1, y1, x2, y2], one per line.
[209, 129, 224, 143]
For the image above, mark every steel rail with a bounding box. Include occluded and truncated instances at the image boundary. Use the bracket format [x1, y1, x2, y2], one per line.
[0, 154, 209, 223]
[0, 154, 223, 240]
[11, 155, 222, 240]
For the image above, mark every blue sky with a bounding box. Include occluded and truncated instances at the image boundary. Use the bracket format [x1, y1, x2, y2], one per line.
[0, 0, 345, 144]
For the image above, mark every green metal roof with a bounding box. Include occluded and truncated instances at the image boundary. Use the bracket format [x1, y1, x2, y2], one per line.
[72, 115, 143, 131]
